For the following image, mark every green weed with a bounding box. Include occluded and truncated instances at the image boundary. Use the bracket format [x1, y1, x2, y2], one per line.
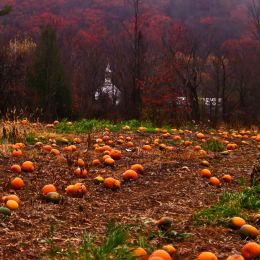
[202, 140, 225, 152]
[193, 186, 260, 225]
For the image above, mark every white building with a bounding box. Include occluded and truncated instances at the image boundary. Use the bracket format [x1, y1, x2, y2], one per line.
[95, 63, 121, 105]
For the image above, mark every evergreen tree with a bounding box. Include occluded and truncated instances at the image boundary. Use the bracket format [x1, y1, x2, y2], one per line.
[0, 6, 12, 16]
[27, 25, 71, 120]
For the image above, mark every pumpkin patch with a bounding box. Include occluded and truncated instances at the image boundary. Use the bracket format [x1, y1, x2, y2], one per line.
[0, 120, 258, 259]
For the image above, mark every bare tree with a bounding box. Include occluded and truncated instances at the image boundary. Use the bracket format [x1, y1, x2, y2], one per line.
[248, 0, 260, 40]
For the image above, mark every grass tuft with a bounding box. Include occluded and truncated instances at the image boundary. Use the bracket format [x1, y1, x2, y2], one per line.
[193, 186, 260, 225]
[202, 140, 225, 152]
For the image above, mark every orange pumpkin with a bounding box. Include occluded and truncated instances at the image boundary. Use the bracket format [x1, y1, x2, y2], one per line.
[104, 177, 116, 189]
[241, 242, 260, 259]
[239, 224, 259, 239]
[222, 174, 232, 182]
[227, 143, 237, 150]
[42, 184, 57, 195]
[63, 146, 73, 152]
[21, 161, 35, 172]
[76, 159, 85, 167]
[198, 149, 207, 156]
[74, 167, 87, 178]
[149, 249, 171, 260]
[209, 177, 220, 186]
[104, 157, 115, 166]
[109, 150, 122, 160]
[73, 183, 87, 196]
[12, 149, 23, 157]
[162, 244, 177, 254]
[65, 185, 75, 196]
[43, 145, 52, 152]
[2, 194, 20, 204]
[197, 252, 218, 260]
[131, 164, 144, 174]
[50, 148, 60, 155]
[133, 247, 148, 259]
[11, 177, 25, 190]
[98, 145, 112, 152]
[184, 141, 192, 146]
[229, 217, 246, 229]
[173, 135, 181, 141]
[103, 154, 111, 161]
[122, 170, 138, 181]
[127, 141, 134, 147]
[10, 164, 22, 173]
[200, 169, 212, 178]
[6, 199, 19, 210]
[70, 145, 77, 151]
[194, 145, 202, 151]
[143, 145, 152, 150]
[197, 133, 205, 139]
[92, 159, 101, 166]
[74, 137, 81, 143]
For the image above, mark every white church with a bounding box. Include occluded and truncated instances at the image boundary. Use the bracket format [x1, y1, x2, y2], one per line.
[95, 63, 121, 105]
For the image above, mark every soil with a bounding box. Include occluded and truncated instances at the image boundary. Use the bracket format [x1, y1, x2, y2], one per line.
[0, 129, 259, 259]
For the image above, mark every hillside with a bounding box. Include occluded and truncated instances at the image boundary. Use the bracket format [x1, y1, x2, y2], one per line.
[0, 0, 251, 41]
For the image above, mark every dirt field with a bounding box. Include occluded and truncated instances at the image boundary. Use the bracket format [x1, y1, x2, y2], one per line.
[0, 126, 259, 259]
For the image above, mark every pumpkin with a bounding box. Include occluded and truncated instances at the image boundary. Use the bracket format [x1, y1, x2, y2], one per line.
[10, 164, 22, 173]
[239, 224, 259, 239]
[162, 244, 177, 254]
[131, 164, 144, 174]
[92, 159, 101, 166]
[197, 252, 218, 260]
[200, 169, 212, 178]
[241, 242, 260, 259]
[50, 148, 60, 155]
[2, 194, 20, 204]
[21, 161, 34, 172]
[11, 177, 25, 190]
[222, 174, 232, 182]
[122, 170, 138, 181]
[197, 133, 205, 139]
[42, 184, 57, 195]
[229, 217, 246, 229]
[149, 249, 171, 260]
[12, 149, 22, 157]
[104, 157, 115, 166]
[143, 145, 152, 150]
[109, 150, 122, 160]
[6, 200, 19, 210]
[76, 159, 85, 167]
[133, 247, 147, 258]
[209, 177, 220, 186]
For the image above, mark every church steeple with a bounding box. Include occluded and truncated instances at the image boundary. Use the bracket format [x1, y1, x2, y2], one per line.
[95, 63, 121, 105]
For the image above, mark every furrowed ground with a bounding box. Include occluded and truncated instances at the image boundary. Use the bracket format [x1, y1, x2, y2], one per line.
[0, 120, 259, 259]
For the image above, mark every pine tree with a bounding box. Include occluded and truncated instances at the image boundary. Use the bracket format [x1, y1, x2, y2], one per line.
[27, 25, 71, 120]
[0, 6, 12, 16]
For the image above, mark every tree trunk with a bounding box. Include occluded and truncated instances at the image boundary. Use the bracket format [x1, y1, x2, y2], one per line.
[187, 81, 200, 122]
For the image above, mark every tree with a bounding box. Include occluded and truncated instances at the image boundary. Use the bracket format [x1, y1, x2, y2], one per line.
[248, 0, 260, 40]
[132, 0, 143, 119]
[0, 5, 12, 16]
[27, 25, 71, 120]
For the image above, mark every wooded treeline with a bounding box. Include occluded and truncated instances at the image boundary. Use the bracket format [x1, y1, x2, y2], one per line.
[0, 0, 259, 126]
